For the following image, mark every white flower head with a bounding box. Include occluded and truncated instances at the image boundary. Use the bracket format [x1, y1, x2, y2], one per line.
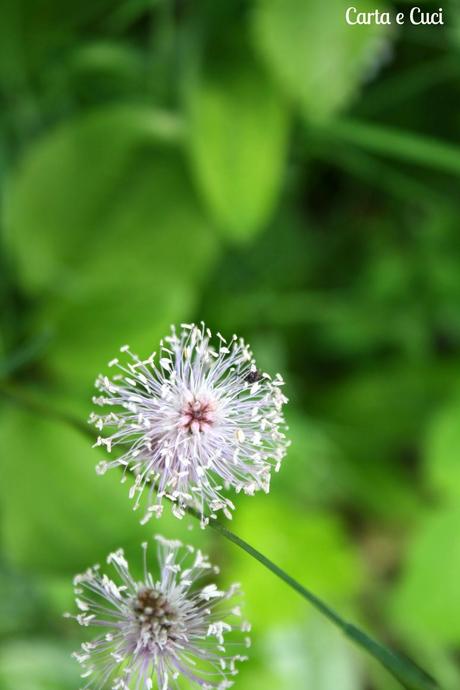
[66, 537, 250, 690]
[91, 323, 289, 524]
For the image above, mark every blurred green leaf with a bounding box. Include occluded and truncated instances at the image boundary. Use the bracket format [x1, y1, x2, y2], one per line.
[252, 0, 389, 122]
[5, 105, 219, 390]
[280, 411, 349, 506]
[264, 618, 362, 690]
[0, 406, 142, 572]
[0, 640, 78, 690]
[6, 105, 182, 292]
[322, 365, 427, 452]
[0, 567, 46, 637]
[314, 365, 431, 519]
[237, 619, 362, 690]
[0, 406, 209, 573]
[391, 505, 460, 645]
[226, 497, 361, 629]
[424, 397, 460, 499]
[185, 58, 289, 241]
[235, 666, 280, 690]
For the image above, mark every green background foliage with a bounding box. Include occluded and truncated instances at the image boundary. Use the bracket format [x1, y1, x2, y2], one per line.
[0, 1, 459, 688]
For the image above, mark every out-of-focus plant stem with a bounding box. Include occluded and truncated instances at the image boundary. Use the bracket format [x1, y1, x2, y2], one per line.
[0, 381, 440, 690]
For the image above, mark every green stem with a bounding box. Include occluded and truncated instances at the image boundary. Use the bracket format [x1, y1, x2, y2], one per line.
[0, 382, 440, 690]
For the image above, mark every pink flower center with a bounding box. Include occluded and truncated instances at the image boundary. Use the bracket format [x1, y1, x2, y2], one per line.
[180, 397, 215, 433]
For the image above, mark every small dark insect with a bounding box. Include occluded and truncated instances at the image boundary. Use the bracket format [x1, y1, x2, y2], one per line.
[245, 369, 263, 384]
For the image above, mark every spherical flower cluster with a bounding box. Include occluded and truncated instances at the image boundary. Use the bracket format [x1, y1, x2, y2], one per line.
[91, 323, 289, 525]
[66, 536, 250, 690]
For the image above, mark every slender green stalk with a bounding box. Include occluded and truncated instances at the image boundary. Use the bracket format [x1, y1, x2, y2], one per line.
[0, 381, 440, 690]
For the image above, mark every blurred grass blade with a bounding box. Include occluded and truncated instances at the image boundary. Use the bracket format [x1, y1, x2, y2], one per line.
[324, 118, 460, 176]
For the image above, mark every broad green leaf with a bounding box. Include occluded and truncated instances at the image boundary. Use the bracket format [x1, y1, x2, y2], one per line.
[5, 106, 219, 390]
[185, 59, 289, 241]
[424, 398, 460, 499]
[391, 505, 460, 645]
[5, 105, 184, 292]
[0, 406, 209, 573]
[226, 497, 361, 628]
[252, 0, 389, 122]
